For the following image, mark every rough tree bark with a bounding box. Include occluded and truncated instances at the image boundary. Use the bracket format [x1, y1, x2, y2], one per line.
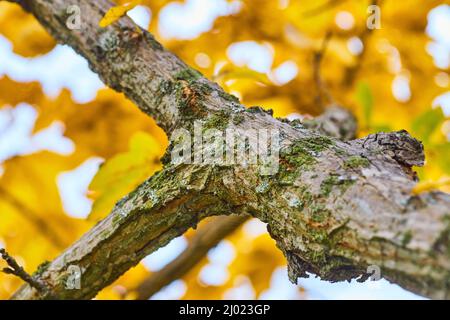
[135, 106, 358, 300]
[6, 0, 450, 300]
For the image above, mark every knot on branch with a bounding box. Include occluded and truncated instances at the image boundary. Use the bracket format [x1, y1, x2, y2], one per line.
[362, 130, 424, 167]
[95, 26, 147, 62]
[303, 106, 357, 141]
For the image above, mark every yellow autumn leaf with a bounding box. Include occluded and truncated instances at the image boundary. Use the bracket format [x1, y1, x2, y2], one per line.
[412, 177, 450, 194]
[99, 0, 141, 28]
[87, 131, 164, 221]
[215, 63, 271, 85]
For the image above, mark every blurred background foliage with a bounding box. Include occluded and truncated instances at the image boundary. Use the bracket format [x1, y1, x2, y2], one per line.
[0, 0, 449, 299]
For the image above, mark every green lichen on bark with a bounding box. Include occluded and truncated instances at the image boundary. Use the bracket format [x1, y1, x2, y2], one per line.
[12, 0, 450, 301]
[320, 174, 355, 196]
[281, 136, 335, 170]
[402, 230, 413, 247]
[203, 110, 231, 131]
[310, 204, 331, 223]
[296, 136, 335, 152]
[174, 68, 203, 82]
[343, 155, 370, 169]
[232, 113, 245, 125]
[32, 261, 51, 277]
[218, 90, 241, 104]
[173, 81, 210, 122]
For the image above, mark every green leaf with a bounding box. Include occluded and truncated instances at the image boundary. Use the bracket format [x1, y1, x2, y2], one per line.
[434, 142, 450, 174]
[411, 108, 445, 143]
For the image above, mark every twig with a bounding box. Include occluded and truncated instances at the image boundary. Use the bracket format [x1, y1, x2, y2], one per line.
[0, 248, 48, 293]
[343, 0, 381, 87]
[313, 31, 333, 107]
[135, 215, 248, 300]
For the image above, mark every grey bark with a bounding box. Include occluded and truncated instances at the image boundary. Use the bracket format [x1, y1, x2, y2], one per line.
[6, 0, 450, 300]
[135, 106, 357, 300]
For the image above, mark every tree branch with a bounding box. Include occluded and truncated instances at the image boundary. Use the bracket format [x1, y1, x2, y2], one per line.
[302, 106, 357, 141]
[6, 0, 230, 133]
[343, 0, 381, 87]
[135, 215, 248, 300]
[7, 0, 450, 300]
[313, 31, 333, 108]
[12, 164, 238, 299]
[1, 248, 48, 294]
[135, 106, 358, 300]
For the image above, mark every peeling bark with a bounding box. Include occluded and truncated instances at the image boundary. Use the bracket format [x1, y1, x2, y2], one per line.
[7, 0, 450, 300]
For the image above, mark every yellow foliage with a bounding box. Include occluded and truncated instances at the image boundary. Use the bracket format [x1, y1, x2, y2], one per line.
[0, 152, 92, 297]
[96, 264, 150, 300]
[88, 131, 164, 221]
[413, 177, 450, 194]
[181, 221, 285, 299]
[0, 3, 55, 56]
[1, 0, 450, 300]
[99, 0, 142, 27]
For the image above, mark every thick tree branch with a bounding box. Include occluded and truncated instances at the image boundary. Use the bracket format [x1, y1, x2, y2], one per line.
[302, 106, 357, 141]
[135, 106, 357, 300]
[7, 0, 450, 300]
[12, 164, 240, 299]
[7, 0, 230, 133]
